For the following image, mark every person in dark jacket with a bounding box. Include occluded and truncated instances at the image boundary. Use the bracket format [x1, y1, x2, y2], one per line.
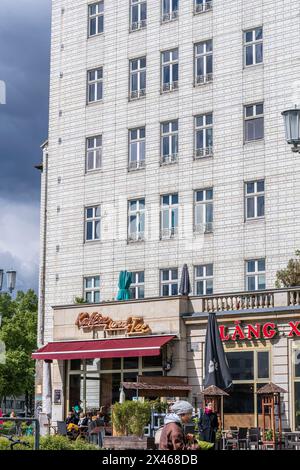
[199, 402, 219, 444]
[159, 401, 198, 451]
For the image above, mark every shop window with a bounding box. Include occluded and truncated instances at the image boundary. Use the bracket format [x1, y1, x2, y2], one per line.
[257, 351, 269, 378]
[142, 370, 164, 377]
[226, 351, 254, 380]
[294, 349, 300, 377]
[86, 375, 100, 411]
[69, 375, 84, 411]
[224, 383, 255, 414]
[100, 358, 122, 370]
[295, 382, 300, 429]
[70, 359, 83, 371]
[100, 373, 121, 405]
[124, 357, 139, 369]
[142, 354, 163, 368]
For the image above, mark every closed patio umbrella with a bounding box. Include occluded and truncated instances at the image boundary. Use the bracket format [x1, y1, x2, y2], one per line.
[116, 270, 132, 301]
[179, 264, 191, 296]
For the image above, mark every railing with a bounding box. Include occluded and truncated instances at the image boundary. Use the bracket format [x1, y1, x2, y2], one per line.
[0, 417, 40, 450]
[194, 1, 213, 14]
[161, 81, 179, 93]
[160, 153, 178, 165]
[162, 10, 179, 23]
[128, 159, 146, 171]
[195, 73, 213, 85]
[128, 231, 145, 242]
[130, 19, 147, 32]
[130, 88, 146, 100]
[161, 227, 178, 239]
[202, 291, 275, 313]
[288, 289, 300, 306]
[194, 222, 213, 234]
[194, 147, 213, 159]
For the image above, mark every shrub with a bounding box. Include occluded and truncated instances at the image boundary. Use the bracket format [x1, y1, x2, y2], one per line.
[112, 400, 151, 437]
[40, 435, 74, 450]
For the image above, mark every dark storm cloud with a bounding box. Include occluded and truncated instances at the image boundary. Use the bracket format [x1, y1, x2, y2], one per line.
[0, 0, 51, 292]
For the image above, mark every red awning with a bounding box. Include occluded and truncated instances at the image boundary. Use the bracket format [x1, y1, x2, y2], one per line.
[32, 335, 175, 361]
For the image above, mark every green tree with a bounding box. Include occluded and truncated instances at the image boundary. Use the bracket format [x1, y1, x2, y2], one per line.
[275, 251, 300, 288]
[0, 290, 38, 413]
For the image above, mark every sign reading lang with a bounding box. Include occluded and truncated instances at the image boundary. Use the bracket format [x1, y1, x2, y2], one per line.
[219, 320, 300, 341]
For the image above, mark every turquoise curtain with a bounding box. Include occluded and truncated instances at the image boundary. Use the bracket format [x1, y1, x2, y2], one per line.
[116, 270, 132, 301]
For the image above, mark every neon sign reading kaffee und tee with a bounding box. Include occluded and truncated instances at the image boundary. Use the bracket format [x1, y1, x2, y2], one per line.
[219, 320, 300, 341]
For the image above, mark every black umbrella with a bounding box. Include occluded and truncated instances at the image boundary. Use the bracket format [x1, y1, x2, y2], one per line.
[179, 264, 191, 296]
[204, 312, 232, 390]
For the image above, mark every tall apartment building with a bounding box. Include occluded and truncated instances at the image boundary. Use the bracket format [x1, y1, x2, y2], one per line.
[34, 0, 300, 431]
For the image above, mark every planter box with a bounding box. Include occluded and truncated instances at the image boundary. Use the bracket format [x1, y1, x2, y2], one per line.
[103, 435, 155, 450]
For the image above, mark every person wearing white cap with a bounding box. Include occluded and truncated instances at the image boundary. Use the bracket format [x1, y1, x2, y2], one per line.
[159, 400, 199, 450]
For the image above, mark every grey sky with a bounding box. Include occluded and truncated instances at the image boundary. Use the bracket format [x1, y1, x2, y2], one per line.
[0, 0, 51, 292]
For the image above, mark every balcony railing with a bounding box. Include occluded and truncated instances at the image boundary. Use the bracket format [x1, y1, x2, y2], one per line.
[161, 81, 179, 93]
[130, 88, 146, 100]
[160, 153, 178, 165]
[194, 1, 213, 14]
[195, 73, 213, 85]
[161, 227, 178, 239]
[128, 232, 145, 243]
[194, 222, 213, 234]
[194, 147, 213, 159]
[202, 291, 275, 313]
[128, 159, 146, 171]
[162, 11, 179, 23]
[130, 19, 147, 32]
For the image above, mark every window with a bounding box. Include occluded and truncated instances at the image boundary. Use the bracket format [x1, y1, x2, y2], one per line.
[245, 180, 265, 220]
[293, 346, 300, 428]
[194, 40, 213, 85]
[160, 268, 178, 296]
[161, 120, 178, 165]
[86, 135, 102, 171]
[194, 264, 213, 295]
[194, 113, 213, 158]
[194, 0, 212, 14]
[129, 57, 146, 100]
[244, 103, 264, 142]
[244, 27, 263, 66]
[84, 276, 100, 303]
[130, 0, 147, 31]
[85, 206, 101, 241]
[87, 68, 103, 103]
[128, 199, 145, 242]
[130, 271, 145, 299]
[129, 127, 146, 170]
[224, 350, 270, 427]
[162, 0, 179, 22]
[160, 193, 178, 238]
[246, 258, 266, 291]
[88, 2, 104, 37]
[194, 188, 213, 233]
[161, 49, 179, 93]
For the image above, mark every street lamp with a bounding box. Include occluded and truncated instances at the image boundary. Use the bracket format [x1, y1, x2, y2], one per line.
[0, 269, 17, 294]
[282, 106, 300, 153]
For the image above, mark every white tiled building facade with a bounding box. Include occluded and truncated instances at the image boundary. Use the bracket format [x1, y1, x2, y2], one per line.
[40, 0, 300, 344]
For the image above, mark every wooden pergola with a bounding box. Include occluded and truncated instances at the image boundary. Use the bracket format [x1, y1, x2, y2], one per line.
[257, 382, 287, 449]
[201, 385, 229, 430]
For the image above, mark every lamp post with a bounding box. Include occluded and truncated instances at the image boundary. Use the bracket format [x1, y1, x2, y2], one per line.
[0, 269, 17, 294]
[282, 106, 300, 153]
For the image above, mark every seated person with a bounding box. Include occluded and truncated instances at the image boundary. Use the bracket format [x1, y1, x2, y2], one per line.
[78, 412, 88, 427]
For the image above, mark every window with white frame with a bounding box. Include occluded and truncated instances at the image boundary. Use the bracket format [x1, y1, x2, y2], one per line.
[194, 264, 213, 295]
[85, 206, 101, 241]
[86, 135, 102, 171]
[88, 2, 104, 37]
[194, 0, 212, 14]
[194, 188, 213, 233]
[84, 276, 100, 303]
[195, 40, 213, 85]
[161, 120, 178, 165]
[129, 127, 146, 170]
[161, 49, 179, 92]
[160, 193, 178, 238]
[194, 113, 213, 158]
[130, 271, 145, 299]
[129, 57, 146, 100]
[87, 68, 103, 103]
[244, 27, 263, 66]
[246, 259, 266, 291]
[244, 103, 264, 142]
[128, 199, 145, 242]
[130, 0, 147, 31]
[245, 180, 265, 220]
[160, 268, 178, 296]
[162, 0, 179, 22]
